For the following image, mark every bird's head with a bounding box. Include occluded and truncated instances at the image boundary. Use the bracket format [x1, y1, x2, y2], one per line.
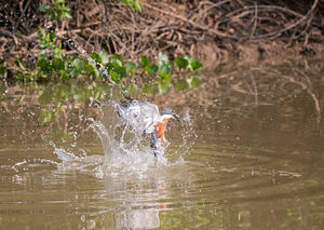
[160, 108, 180, 121]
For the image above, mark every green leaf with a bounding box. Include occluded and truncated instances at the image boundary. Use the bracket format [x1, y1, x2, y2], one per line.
[59, 69, 68, 79]
[190, 60, 203, 71]
[39, 72, 49, 79]
[189, 75, 203, 88]
[184, 55, 193, 62]
[141, 55, 150, 68]
[15, 60, 26, 70]
[90, 53, 102, 64]
[144, 65, 152, 75]
[151, 64, 159, 74]
[160, 63, 171, 74]
[39, 41, 48, 49]
[49, 32, 56, 41]
[60, 11, 72, 20]
[175, 57, 189, 69]
[159, 72, 171, 84]
[110, 70, 120, 83]
[134, 2, 142, 12]
[39, 4, 49, 12]
[158, 72, 171, 94]
[55, 0, 65, 4]
[143, 84, 153, 95]
[49, 11, 56, 21]
[52, 57, 64, 70]
[175, 79, 190, 90]
[99, 50, 109, 64]
[116, 66, 127, 78]
[39, 28, 46, 37]
[61, 6, 71, 12]
[16, 72, 24, 80]
[54, 46, 62, 57]
[127, 84, 138, 95]
[71, 69, 80, 78]
[184, 55, 203, 72]
[144, 64, 158, 76]
[37, 58, 51, 72]
[126, 62, 137, 75]
[158, 52, 171, 74]
[112, 54, 123, 67]
[71, 58, 84, 71]
[38, 89, 52, 105]
[84, 62, 96, 74]
[158, 81, 171, 94]
[40, 109, 56, 125]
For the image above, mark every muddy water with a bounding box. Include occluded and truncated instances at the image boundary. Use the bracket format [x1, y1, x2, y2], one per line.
[1, 58, 324, 229]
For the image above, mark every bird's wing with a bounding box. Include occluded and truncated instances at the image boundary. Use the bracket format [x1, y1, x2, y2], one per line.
[142, 104, 160, 134]
[117, 100, 162, 135]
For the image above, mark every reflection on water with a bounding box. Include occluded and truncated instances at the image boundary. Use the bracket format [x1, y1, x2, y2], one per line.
[1, 57, 324, 229]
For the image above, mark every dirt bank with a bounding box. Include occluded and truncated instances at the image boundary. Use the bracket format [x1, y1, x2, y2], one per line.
[1, 0, 324, 68]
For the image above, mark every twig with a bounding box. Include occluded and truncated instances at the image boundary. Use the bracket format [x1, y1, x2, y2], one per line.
[143, 2, 237, 39]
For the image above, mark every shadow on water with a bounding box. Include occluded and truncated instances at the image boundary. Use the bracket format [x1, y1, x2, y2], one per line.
[1, 57, 324, 229]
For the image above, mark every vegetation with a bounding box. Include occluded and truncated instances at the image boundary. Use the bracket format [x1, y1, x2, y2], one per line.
[0, 0, 203, 94]
[1, 1, 323, 65]
[0, 0, 204, 131]
[6, 27, 203, 92]
[0, 0, 323, 130]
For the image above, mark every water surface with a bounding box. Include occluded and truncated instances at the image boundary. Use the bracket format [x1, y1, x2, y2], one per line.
[1, 58, 324, 229]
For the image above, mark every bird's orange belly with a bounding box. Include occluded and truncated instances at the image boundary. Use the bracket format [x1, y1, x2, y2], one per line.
[154, 120, 169, 138]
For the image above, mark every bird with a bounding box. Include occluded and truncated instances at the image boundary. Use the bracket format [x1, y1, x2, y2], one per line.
[116, 99, 179, 157]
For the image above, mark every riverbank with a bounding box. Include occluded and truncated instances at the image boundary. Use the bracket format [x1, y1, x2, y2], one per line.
[1, 0, 323, 74]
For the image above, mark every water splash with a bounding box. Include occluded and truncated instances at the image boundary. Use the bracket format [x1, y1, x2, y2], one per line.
[88, 102, 169, 177]
[49, 141, 104, 177]
[174, 108, 197, 160]
[12, 101, 196, 179]
[11, 158, 58, 173]
[52, 142, 80, 162]
[65, 38, 115, 86]
[88, 101, 200, 177]
[42, 38, 197, 176]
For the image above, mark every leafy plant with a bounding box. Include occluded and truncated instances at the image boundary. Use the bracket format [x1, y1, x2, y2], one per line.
[14, 0, 204, 90]
[40, 0, 72, 21]
[14, 60, 38, 81]
[121, 0, 142, 12]
[38, 82, 111, 126]
[141, 55, 158, 76]
[139, 53, 203, 94]
[11, 0, 204, 90]
[175, 55, 203, 72]
[174, 55, 203, 91]
[175, 75, 203, 91]
[126, 62, 137, 75]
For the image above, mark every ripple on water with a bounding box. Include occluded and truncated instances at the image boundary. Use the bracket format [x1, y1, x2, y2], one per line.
[2, 80, 324, 229]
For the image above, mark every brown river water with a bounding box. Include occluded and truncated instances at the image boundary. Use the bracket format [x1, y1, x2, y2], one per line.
[0, 57, 324, 229]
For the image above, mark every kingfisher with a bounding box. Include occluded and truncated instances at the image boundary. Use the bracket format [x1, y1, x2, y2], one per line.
[117, 99, 179, 157]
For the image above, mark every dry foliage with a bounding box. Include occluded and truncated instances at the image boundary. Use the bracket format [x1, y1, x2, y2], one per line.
[0, 0, 323, 62]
